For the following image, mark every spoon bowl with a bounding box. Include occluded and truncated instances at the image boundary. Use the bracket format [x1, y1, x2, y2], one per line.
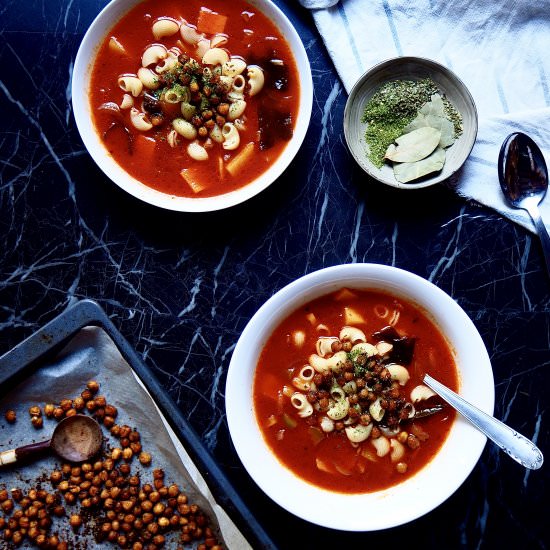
[498, 132, 550, 273]
[50, 414, 103, 462]
[0, 414, 103, 466]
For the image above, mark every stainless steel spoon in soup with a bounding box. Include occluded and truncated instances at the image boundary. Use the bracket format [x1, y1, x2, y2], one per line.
[424, 374, 543, 470]
[0, 414, 103, 466]
[498, 132, 550, 274]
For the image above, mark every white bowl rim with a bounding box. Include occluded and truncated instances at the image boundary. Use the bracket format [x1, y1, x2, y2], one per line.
[72, 0, 313, 212]
[226, 263, 494, 531]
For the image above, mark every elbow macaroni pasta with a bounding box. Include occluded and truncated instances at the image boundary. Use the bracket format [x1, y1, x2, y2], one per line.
[222, 123, 240, 150]
[141, 44, 167, 67]
[130, 108, 153, 131]
[152, 18, 179, 40]
[101, 6, 286, 196]
[290, 393, 313, 418]
[118, 75, 143, 97]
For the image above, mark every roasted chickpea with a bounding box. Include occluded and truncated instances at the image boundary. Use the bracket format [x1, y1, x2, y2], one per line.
[105, 404, 118, 418]
[4, 409, 16, 423]
[73, 396, 85, 410]
[80, 389, 93, 401]
[29, 405, 42, 417]
[111, 447, 123, 461]
[52, 505, 65, 517]
[396, 462, 408, 474]
[139, 452, 152, 466]
[86, 380, 100, 394]
[1, 499, 14, 513]
[94, 395, 107, 408]
[68, 513, 82, 530]
[103, 415, 116, 428]
[31, 415, 43, 429]
[119, 426, 132, 439]
[152, 469, 164, 480]
[59, 399, 72, 411]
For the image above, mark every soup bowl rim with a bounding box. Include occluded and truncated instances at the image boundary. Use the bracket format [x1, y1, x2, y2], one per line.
[72, 0, 313, 212]
[225, 263, 494, 531]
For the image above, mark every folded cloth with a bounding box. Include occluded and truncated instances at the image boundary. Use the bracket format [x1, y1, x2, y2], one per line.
[299, 0, 550, 233]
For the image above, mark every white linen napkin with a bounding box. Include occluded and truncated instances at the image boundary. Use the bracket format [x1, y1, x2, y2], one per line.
[299, 0, 550, 233]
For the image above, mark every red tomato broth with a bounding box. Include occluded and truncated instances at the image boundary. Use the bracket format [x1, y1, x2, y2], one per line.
[253, 288, 459, 494]
[89, 0, 300, 198]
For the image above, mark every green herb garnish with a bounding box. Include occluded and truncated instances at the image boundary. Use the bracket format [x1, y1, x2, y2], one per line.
[361, 78, 441, 168]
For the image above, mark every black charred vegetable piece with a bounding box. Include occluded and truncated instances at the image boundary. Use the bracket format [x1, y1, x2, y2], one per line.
[142, 93, 162, 114]
[371, 325, 416, 365]
[258, 106, 293, 150]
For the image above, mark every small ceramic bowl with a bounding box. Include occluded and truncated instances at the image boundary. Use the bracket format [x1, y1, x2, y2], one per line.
[72, 0, 313, 212]
[343, 57, 478, 189]
[226, 263, 494, 531]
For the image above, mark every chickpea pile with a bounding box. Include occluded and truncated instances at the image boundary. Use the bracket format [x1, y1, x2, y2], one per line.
[309, 349, 414, 433]
[1, 381, 223, 549]
[144, 53, 238, 139]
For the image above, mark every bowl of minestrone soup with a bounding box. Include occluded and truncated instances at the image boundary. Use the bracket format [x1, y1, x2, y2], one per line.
[226, 263, 494, 530]
[73, 0, 313, 211]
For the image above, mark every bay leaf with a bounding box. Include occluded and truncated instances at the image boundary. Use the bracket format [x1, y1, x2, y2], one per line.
[393, 147, 446, 183]
[385, 127, 441, 163]
[419, 93, 445, 117]
[403, 113, 429, 134]
[405, 114, 455, 148]
[429, 115, 455, 147]
[404, 94, 456, 148]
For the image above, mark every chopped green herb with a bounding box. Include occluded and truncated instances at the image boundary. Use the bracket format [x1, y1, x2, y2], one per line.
[361, 78, 462, 168]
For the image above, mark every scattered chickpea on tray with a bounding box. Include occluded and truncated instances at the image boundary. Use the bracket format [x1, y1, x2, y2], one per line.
[0, 380, 223, 549]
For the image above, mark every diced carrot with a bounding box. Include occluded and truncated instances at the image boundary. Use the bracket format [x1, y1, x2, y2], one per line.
[134, 134, 156, 159]
[226, 142, 255, 177]
[334, 288, 358, 301]
[180, 167, 208, 194]
[196, 8, 228, 35]
[305, 312, 317, 325]
[308, 426, 324, 446]
[282, 413, 297, 429]
[315, 457, 336, 474]
[108, 36, 126, 55]
[266, 415, 277, 428]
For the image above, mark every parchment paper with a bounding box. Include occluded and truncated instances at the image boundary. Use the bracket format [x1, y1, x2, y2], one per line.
[0, 326, 251, 549]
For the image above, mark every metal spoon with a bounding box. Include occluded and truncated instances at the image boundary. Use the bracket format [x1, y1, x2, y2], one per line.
[424, 374, 543, 470]
[0, 414, 103, 466]
[498, 132, 550, 274]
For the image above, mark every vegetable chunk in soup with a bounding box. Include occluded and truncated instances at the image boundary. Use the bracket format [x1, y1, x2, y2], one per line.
[253, 288, 459, 494]
[90, 0, 300, 198]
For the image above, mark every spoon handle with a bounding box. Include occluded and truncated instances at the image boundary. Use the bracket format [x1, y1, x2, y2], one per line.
[423, 374, 544, 470]
[0, 440, 51, 467]
[524, 202, 550, 275]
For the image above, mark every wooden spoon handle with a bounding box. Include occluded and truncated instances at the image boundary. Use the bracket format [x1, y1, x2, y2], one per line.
[0, 440, 51, 466]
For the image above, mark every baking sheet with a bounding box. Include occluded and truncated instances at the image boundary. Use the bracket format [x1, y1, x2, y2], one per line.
[0, 325, 250, 549]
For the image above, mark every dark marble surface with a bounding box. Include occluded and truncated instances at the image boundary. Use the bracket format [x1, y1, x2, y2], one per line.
[0, 0, 548, 548]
